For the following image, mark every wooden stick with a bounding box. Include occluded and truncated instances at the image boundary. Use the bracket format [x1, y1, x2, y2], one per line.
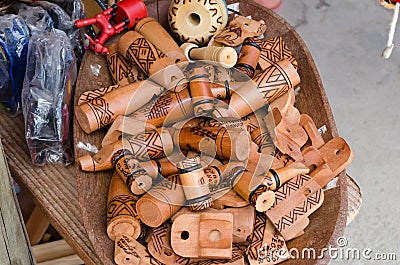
[136, 175, 186, 227]
[36, 255, 83, 265]
[32, 240, 76, 263]
[181, 43, 238, 68]
[25, 206, 50, 246]
[260, 161, 309, 191]
[134, 17, 187, 64]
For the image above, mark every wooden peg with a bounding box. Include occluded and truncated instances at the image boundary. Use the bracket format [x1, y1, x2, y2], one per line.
[232, 170, 276, 212]
[139, 159, 179, 179]
[75, 80, 164, 134]
[176, 157, 213, 211]
[299, 114, 325, 149]
[134, 17, 187, 64]
[168, 0, 228, 45]
[171, 212, 233, 259]
[174, 126, 250, 161]
[214, 16, 267, 47]
[107, 172, 150, 264]
[181, 43, 238, 68]
[246, 212, 289, 265]
[136, 175, 186, 227]
[187, 65, 215, 115]
[113, 150, 153, 195]
[228, 59, 300, 119]
[106, 43, 145, 86]
[77, 141, 123, 172]
[260, 161, 309, 191]
[118, 31, 186, 90]
[259, 36, 298, 70]
[235, 37, 263, 77]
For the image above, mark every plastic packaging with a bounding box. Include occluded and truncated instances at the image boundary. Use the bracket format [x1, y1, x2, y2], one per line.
[0, 14, 30, 114]
[22, 29, 77, 166]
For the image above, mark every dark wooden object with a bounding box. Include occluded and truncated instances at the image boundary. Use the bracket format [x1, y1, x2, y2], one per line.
[73, 1, 348, 264]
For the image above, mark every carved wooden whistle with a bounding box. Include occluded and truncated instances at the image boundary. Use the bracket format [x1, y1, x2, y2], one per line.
[235, 37, 263, 77]
[181, 43, 238, 68]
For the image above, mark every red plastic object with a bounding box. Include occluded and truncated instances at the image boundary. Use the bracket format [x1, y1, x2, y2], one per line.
[75, 0, 147, 54]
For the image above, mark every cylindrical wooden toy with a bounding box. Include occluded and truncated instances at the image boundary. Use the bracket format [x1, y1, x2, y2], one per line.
[260, 161, 309, 191]
[78, 141, 124, 172]
[78, 84, 121, 106]
[140, 159, 179, 179]
[176, 157, 213, 211]
[107, 171, 142, 264]
[106, 43, 145, 86]
[168, 0, 228, 45]
[188, 65, 215, 115]
[118, 31, 186, 90]
[122, 127, 174, 161]
[235, 37, 263, 78]
[174, 126, 250, 161]
[181, 43, 238, 68]
[134, 17, 187, 64]
[136, 175, 186, 227]
[232, 170, 276, 212]
[75, 80, 164, 134]
[112, 150, 153, 195]
[228, 59, 300, 119]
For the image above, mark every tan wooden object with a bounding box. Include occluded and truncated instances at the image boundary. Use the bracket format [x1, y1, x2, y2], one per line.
[106, 43, 145, 86]
[25, 206, 50, 246]
[177, 157, 213, 211]
[181, 43, 238, 67]
[118, 30, 186, 90]
[228, 59, 300, 119]
[171, 212, 233, 259]
[136, 175, 186, 227]
[235, 37, 263, 77]
[259, 36, 298, 70]
[75, 80, 164, 134]
[214, 16, 266, 47]
[168, 0, 228, 45]
[32, 239, 78, 264]
[188, 65, 215, 115]
[175, 126, 250, 161]
[134, 17, 187, 64]
[107, 172, 149, 264]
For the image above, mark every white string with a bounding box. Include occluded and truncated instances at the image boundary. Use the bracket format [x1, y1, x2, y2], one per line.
[382, 2, 400, 59]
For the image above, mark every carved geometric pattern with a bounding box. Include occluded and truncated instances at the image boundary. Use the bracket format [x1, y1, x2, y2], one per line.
[87, 96, 115, 128]
[188, 197, 214, 211]
[78, 85, 120, 105]
[126, 37, 165, 75]
[246, 212, 267, 261]
[259, 36, 298, 70]
[107, 195, 139, 224]
[272, 174, 312, 206]
[249, 185, 269, 207]
[125, 130, 165, 161]
[253, 62, 292, 104]
[107, 51, 132, 84]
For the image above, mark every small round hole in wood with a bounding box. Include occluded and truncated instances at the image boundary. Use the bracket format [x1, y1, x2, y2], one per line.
[336, 149, 343, 155]
[181, 231, 190, 240]
[188, 13, 201, 27]
[208, 229, 221, 242]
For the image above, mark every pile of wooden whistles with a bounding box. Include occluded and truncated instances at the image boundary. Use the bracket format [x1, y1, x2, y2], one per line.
[75, 7, 354, 265]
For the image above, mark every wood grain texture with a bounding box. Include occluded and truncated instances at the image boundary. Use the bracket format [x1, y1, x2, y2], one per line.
[0, 113, 101, 264]
[0, 139, 35, 265]
[73, 1, 348, 264]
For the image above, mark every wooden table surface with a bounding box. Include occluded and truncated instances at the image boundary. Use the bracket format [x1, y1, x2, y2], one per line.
[0, 113, 101, 265]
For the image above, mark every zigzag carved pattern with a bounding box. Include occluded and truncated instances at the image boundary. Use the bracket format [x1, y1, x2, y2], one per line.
[126, 130, 164, 161]
[156, 175, 180, 191]
[259, 36, 298, 70]
[107, 195, 139, 223]
[246, 212, 267, 260]
[253, 63, 292, 104]
[274, 189, 323, 233]
[126, 37, 165, 75]
[78, 85, 120, 105]
[188, 198, 214, 211]
[272, 174, 312, 206]
[107, 51, 131, 84]
[87, 96, 115, 128]
[147, 93, 174, 120]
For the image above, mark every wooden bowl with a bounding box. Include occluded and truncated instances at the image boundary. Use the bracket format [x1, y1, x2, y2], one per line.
[74, 1, 348, 264]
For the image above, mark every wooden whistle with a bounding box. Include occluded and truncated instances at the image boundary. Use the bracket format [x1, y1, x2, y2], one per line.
[181, 43, 238, 68]
[107, 172, 150, 265]
[75, 80, 164, 134]
[113, 150, 153, 195]
[134, 17, 187, 64]
[176, 157, 213, 211]
[171, 212, 233, 259]
[118, 31, 186, 90]
[187, 65, 215, 115]
[136, 175, 186, 227]
[259, 36, 298, 71]
[174, 126, 250, 161]
[228, 59, 300, 119]
[106, 43, 145, 86]
[235, 37, 263, 77]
